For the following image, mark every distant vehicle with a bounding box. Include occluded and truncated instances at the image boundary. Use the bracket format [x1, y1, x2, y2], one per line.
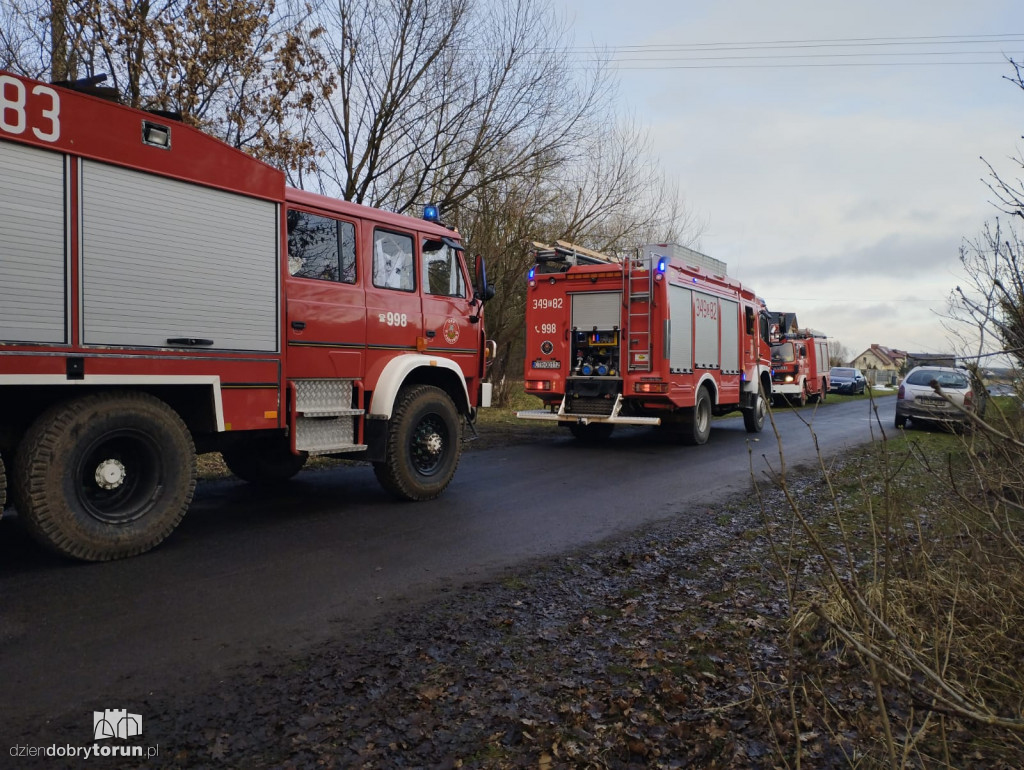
[895, 366, 987, 429]
[829, 367, 866, 395]
[769, 319, 830, 406]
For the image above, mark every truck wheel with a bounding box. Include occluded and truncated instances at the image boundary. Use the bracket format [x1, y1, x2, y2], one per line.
[373, 385, 462, 501]
[13, 392, 196, 561]
[895, 414, 907, 429]
[819, 380, 827, 402]
[222, 437, 307, 484]
[680, 386, 712, 446]
[793, 385, 808, 408]
[743, 390, 766, 433]
[569, 422, 615, 442]
[0, 452, 6, 510]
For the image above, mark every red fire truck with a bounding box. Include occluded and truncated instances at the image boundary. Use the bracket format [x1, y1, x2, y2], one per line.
[517, 242, 773, 443]
[769, 313, 830, 406]
[0, 70, 494, 560]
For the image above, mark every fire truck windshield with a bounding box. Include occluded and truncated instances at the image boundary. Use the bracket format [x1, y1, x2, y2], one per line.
[772, 342, 796, 362]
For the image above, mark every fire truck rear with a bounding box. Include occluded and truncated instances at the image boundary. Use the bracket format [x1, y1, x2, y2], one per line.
[0, 70, 494, 561]
[517, 242, 773, 443]
[769, 313, 831, 406]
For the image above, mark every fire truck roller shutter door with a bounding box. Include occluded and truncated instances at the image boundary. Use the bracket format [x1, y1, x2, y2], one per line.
[570, 292, 622, 330]
[0, 142, 66, 344]
[80, 161, 279, 352]
[720, 299, 739, 374]
[667, 285, 692, 373]
[693, 291, 720, 370]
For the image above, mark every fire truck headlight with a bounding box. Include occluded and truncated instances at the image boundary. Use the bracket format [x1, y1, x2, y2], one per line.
[784, 375, 794, 383]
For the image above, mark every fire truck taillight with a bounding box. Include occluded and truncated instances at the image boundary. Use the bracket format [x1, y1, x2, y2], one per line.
[634, 382, 669, 394]
[525, 380, 552, 392]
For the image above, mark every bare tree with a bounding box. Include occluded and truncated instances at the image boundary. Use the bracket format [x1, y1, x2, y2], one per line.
[948, 220, 1024, 369]
[828, 340, 850, 367]
[308, 0, 610, 212]
[947, 58, 1024, 369]
[0, 0, 328, 170]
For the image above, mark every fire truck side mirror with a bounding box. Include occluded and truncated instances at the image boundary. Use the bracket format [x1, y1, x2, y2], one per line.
[475, 254, 495, 302]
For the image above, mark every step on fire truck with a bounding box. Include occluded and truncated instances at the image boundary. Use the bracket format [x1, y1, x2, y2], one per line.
[768, 312, 831, 406]
[0, 70, 495, 561]
[517, 241, 773, 443]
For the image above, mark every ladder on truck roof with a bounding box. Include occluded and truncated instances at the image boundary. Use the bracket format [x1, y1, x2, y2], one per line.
[625, 253, 653, 372]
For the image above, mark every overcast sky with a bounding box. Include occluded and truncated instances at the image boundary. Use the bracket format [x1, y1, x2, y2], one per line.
[551, 0, 1024, 363]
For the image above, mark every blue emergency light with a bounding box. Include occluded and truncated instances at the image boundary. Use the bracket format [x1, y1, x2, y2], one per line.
[423, 204, 440, 223]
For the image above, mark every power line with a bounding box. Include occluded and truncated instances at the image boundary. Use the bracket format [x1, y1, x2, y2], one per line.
[558, 33, 1024, 54]
[613, 61, 1015, 70]
[540, 32, 1024, 70]
[606, 50, 1022, 63]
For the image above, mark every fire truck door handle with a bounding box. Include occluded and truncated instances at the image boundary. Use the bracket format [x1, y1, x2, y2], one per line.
[426, 330, 436, 338]
[166, 337, 214, 346]
[291, 321, 306, 331]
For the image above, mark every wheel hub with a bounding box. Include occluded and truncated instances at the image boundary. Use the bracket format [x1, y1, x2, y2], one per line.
[94, 458, 127, 490]
[422, 432, 443, 455]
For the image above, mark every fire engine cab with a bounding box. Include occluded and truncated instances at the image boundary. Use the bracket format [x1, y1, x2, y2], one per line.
[769, 313, 831, 406]
[0, 70, 494, 560]
[517, 242, 773, 443]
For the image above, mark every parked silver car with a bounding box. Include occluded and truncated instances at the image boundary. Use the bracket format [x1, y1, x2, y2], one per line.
[895, 366, 987, 429]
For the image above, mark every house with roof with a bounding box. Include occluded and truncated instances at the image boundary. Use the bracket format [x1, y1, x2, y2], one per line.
[851, 344, 909, 386]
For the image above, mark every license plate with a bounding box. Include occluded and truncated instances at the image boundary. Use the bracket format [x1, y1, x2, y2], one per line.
[917, 396, 947, 406]
[532, 359, 560, 369]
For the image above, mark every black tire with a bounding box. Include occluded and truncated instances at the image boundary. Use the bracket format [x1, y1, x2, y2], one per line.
[743, 389, 766, 433]
[793, 384, 808, 408]
[373, 385, 462, 501]
[819, 380, 827, 402]
[895, 414, 907, 429]
[222, 436, 307, 484]
[680, 386, 713, 445]
[13, 392, 196, 561]
[569, 422, 615, 442]
[0, 452, 6, 511]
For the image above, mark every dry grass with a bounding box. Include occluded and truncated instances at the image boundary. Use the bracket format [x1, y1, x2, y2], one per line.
[758, 395, 1024, 767]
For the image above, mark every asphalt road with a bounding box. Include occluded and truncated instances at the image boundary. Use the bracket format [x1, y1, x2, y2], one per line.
[0, 395, 895, 735]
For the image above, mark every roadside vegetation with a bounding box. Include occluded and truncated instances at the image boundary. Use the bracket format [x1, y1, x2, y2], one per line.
[755, 392, 1024, 767]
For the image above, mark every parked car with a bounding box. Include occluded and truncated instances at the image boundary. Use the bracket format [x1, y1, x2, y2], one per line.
[828, 367, 867, 395]
[894, 366, 987, 429]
